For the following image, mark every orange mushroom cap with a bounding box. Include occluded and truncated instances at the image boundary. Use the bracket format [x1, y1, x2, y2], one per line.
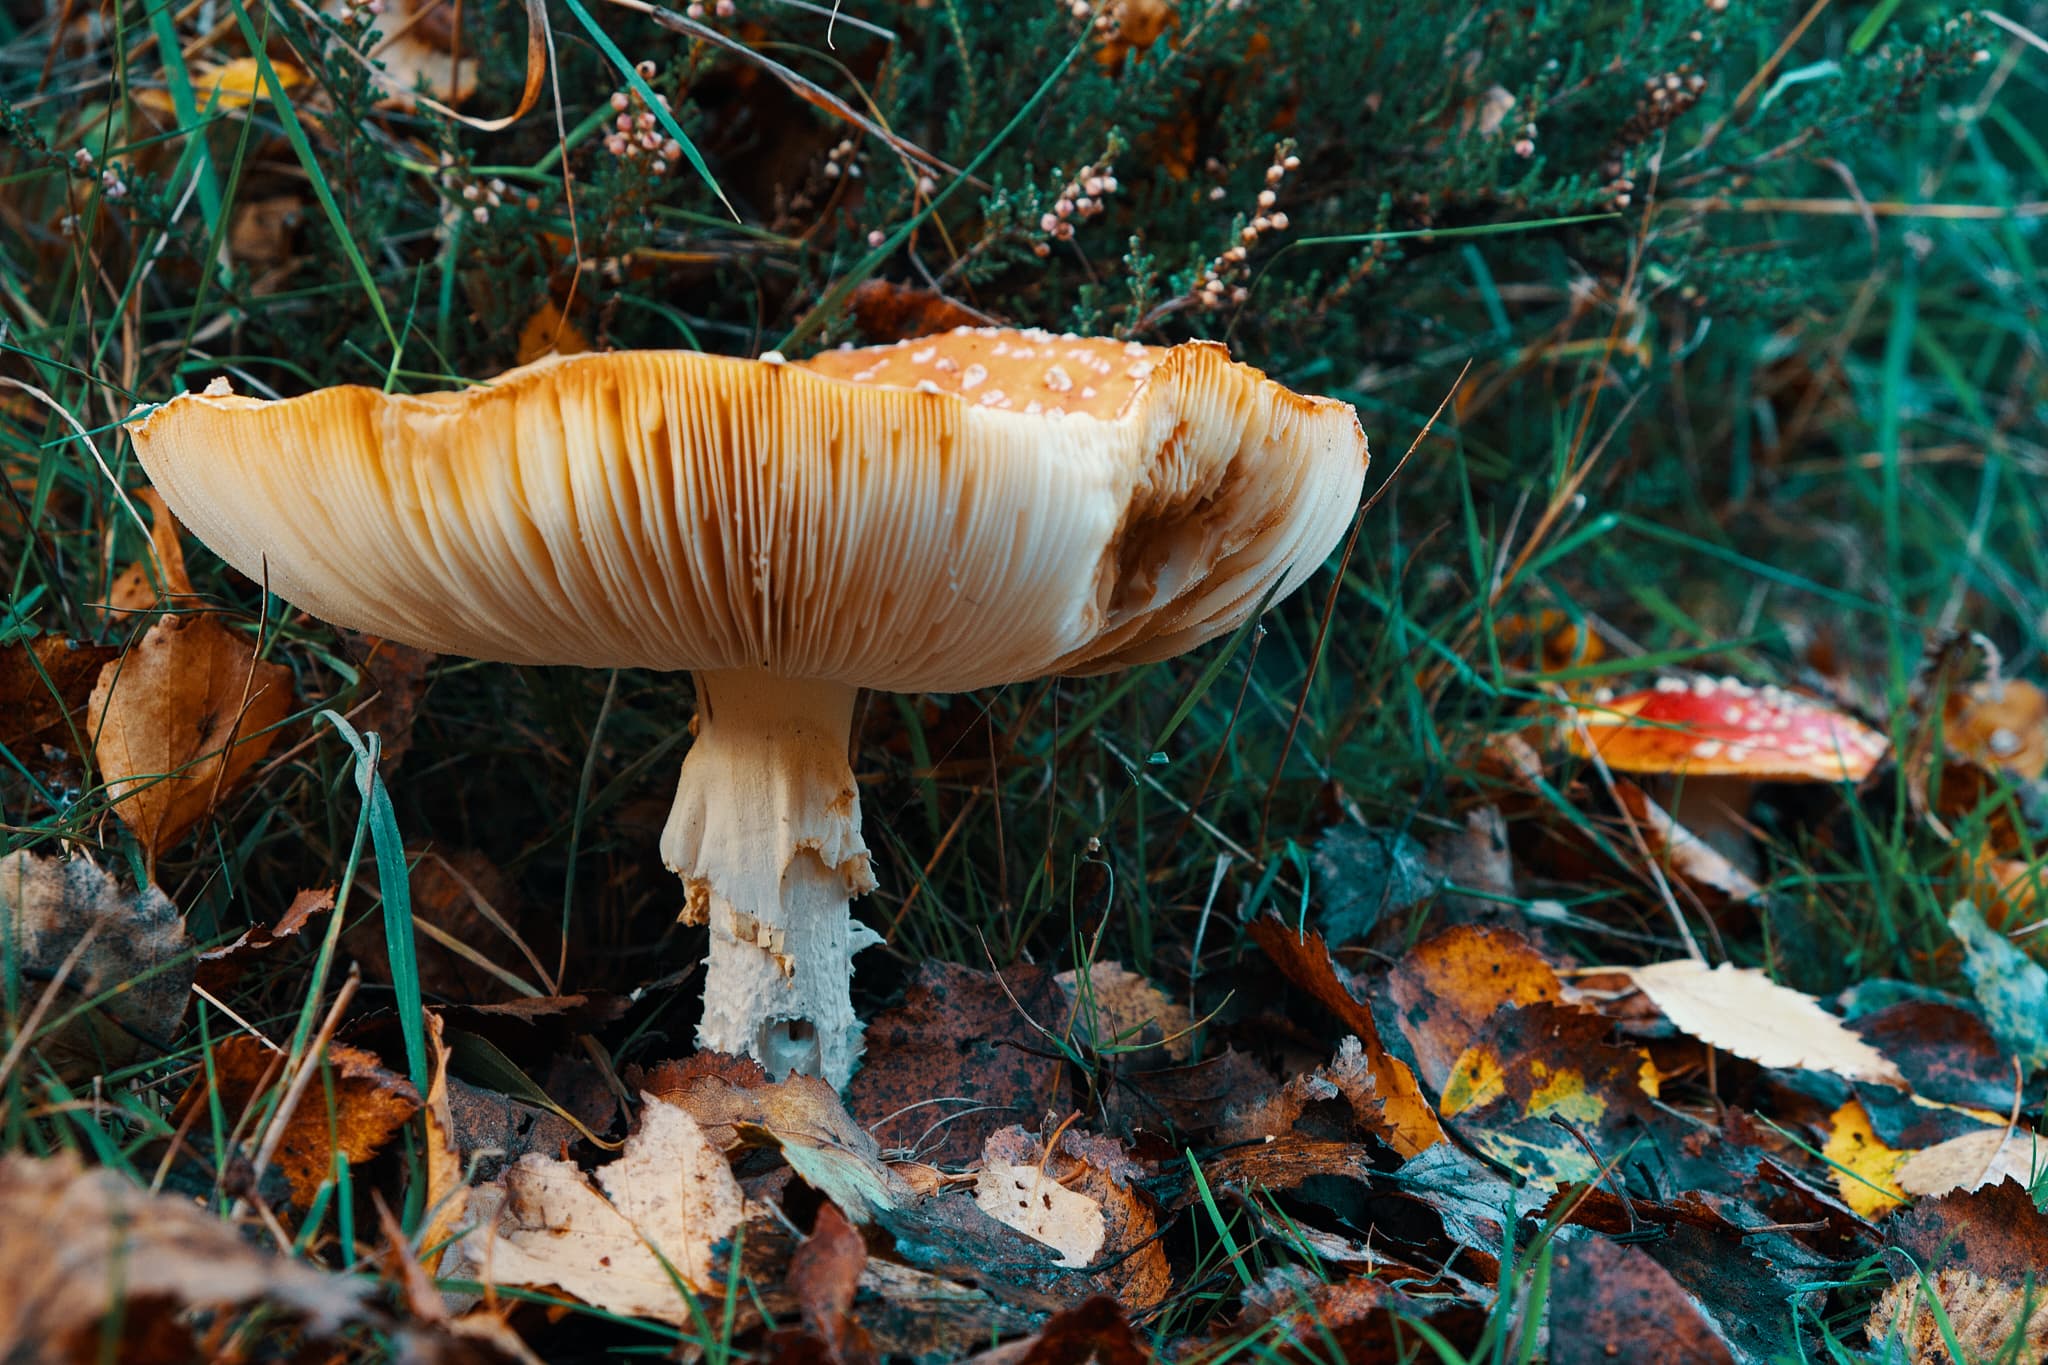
[1567, 675, 1887, 783]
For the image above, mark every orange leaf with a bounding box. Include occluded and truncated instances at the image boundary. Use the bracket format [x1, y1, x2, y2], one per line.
[1246, 914, 1444, 1156]
[89, 613, 293, 858]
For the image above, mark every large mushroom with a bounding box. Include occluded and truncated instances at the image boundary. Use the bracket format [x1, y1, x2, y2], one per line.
[127, 327, 1368, 1085]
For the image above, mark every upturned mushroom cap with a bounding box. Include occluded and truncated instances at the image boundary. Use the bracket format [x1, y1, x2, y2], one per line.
[1568, 675, 1887, 783]
[127, 328, 1366, 692]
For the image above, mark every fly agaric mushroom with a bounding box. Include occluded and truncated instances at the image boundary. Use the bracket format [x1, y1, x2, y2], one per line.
[1567, 675, 1888, 867]
[126, 328, 1368, 1085]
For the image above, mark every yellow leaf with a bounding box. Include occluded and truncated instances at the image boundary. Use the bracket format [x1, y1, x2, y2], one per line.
[1823, 1099, 1907, 1218]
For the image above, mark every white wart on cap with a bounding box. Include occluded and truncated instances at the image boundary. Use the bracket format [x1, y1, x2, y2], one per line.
[128, 326, 1369, 1085]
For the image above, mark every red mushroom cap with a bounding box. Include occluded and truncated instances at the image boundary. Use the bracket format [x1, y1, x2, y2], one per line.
[1567, 675, 1887, 783]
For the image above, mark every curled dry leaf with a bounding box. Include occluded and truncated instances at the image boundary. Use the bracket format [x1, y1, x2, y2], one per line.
[1895, 1128, 2048, 1199]
[1619, 960, 1906, 1087]
[195, 884, 333, 992]
[102, 488, 191, 618]
[1867, 1269, 2048, 1365]
[0, 850, 193, 1078]
[0, 1151, 368, 1359]
[1055, 960, 1192, 1061]
[783, 1202, 871, 1365]
[178, 1033, 421, 1207]
[1246, 914, 1445, 1156]
[90, 610, 294, 858]
[1220, 1035, 1386, 1143]
[454, 1098, 743, 1323]
[420, 1011, 467, 1274]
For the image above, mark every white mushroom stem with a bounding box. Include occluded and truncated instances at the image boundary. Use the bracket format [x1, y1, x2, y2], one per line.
[659, 670, 881, 1086]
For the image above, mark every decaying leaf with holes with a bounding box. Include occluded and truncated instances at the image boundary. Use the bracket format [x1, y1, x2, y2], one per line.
[450, 1098, 744, 1324]
[89, 611, 294, 859]
[0, 850, 193, 1080]
[177, 1034, 421, 1207]
[972, 1125, 1169, 1309]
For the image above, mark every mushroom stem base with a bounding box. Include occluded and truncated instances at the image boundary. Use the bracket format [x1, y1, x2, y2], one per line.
[660, 670, 879, 1087]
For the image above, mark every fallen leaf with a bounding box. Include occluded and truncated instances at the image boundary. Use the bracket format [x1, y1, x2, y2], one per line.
[1313, 823, 1443, 942]
[180, 1034, 421, 1206]
[1055, 960, 1192, 1061]
[1437, 1002, 1655, 1185]
[1867, 1268, 2048, 1364]
[848, 960, 1068, 1166]
[1246, 914, 1445, 1156]
[90, 611, 294, 858]
[1948, 901, 2048, 1072]
[101, 488, 191, 617]
[974, 1138, 1106, 1270]
[1228, 1270, 1484, 1365]
[420, 1011, 467, 1274]
[1896, 1128, 2048, 1199]
[1547, 1234, 1737, 1365]
[1619, 960, 1906, 1086]
[1387, 923, 1563, 1090]
[1850, 1000, 2018, 1112]
[130, 56, 307, 116]
[514, 299, 589, 366]
[782, 1202, 871, 1365]
[975, 1126, 1169, 1308]
[455, 1098, 744, 1322]
[1000, 1296, 1149, 1365]
[195, 884, 333, 992]
[363, 0, 478, 110]
[644, 1052, 872, 1157]
[0, 635, 117, 753]
[1220, 1035, 1388, 1143]
[1821, 1099, 1906, 1218]
[1889, 1179, 2048, 1285]
[350, 633, 436, 771]
[848, 279, 984, 343]
[0, 850, 193, 1078]
[0, 1151, 369, 1359]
